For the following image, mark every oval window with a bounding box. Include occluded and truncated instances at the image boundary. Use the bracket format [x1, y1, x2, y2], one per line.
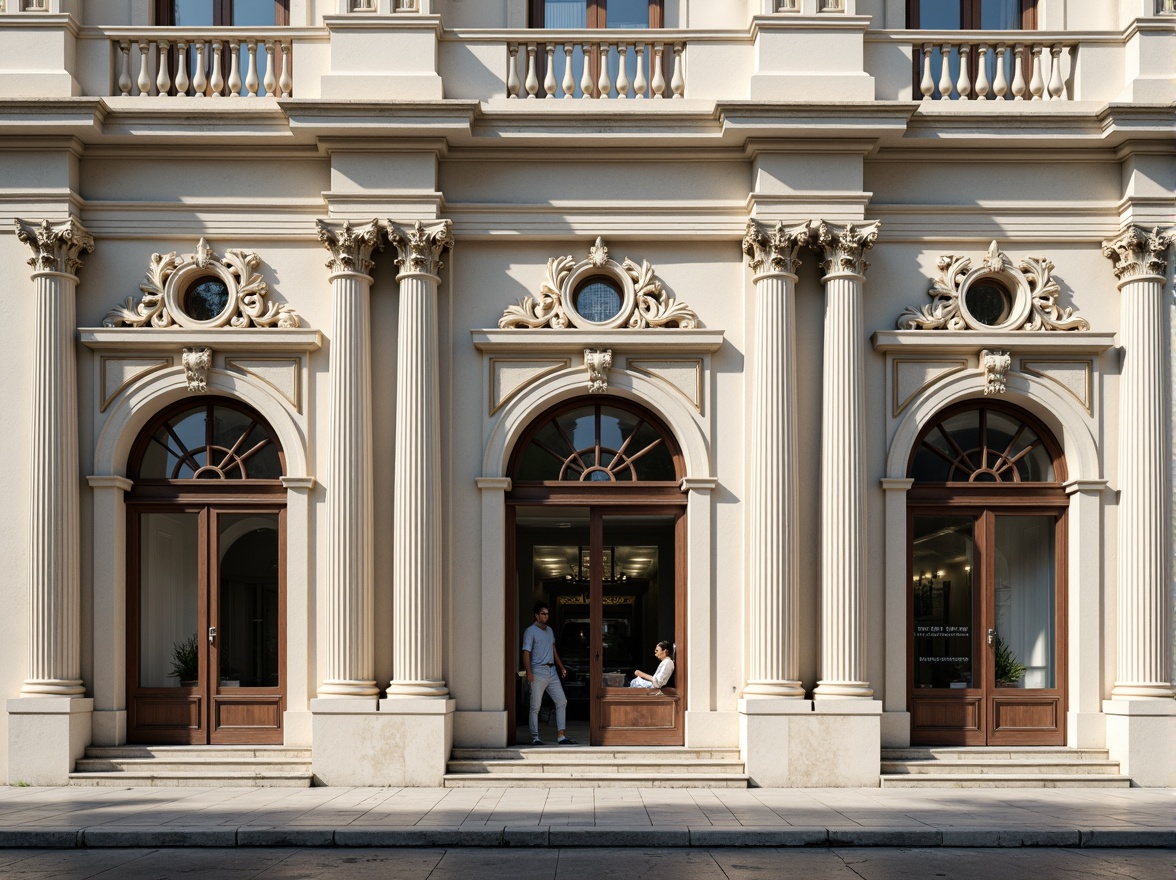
[183, 276, 231, 323]
[964, 280, 1013, 327]
[573, 277, 623, 324]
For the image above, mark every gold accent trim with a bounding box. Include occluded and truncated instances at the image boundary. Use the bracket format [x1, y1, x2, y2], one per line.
[626, 358, 704, 414]
[489, 357, 571, 415]
[225, 357, 303, 413]
[100, 356, 172, 412]
[892, 358, 968, 417]
[1021, 358, 1093, 414]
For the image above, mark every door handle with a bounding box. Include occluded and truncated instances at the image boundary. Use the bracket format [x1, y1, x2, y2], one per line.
[208, 626, 217, 644]
[987, 628, 995, 646]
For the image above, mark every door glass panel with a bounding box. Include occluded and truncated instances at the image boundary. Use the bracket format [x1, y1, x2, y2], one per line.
[139, 512, 201, 688]
[912, 515, 974, 689]
[174, 0, 215, 25]
[544, 0, 587, 27]
[602, 514, 675, 690]
[218, 514, 280, 688]
[993, 516, 1055, 688]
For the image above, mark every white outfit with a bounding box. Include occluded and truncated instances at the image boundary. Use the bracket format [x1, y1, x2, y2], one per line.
[630, 657, 674, 689]
[522, 622, 566, 738]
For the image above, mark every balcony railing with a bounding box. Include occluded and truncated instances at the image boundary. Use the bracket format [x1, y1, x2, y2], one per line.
[916, 37, 1076, 101]
[505, 34, 686, 99]
[112, 32, 293, 97]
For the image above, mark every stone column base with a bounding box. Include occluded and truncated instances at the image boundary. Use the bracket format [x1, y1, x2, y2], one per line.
[7, 697, 92, 785]
[310, 697, 455, 786]
[1104, 699, 1176, 787]
[739, 698, 881, 787]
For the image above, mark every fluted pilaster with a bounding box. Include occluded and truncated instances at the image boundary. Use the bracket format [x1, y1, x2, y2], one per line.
[386, 220, 453, 698]
[741, 219, 807, 697]
[317, 219, 382, 698]
[812, 220, 879, 699]
[1103, 226, 1174, 700]
[16, 218, 93, 696]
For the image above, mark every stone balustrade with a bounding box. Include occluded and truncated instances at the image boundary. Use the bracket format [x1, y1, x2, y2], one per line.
[914, 35, 1077, 101]
[111, 31, 294, 97]
[505, 34, 685, 99]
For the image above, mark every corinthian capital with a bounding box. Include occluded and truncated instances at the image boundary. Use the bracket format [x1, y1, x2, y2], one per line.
[811, 220, 881, 279]
[387, 220, 454, 277]
[15, 218, 94, 276]
[1102, 226, 1173, 281]
[742, 219, 810, 276]
[317, 219, 383, 276]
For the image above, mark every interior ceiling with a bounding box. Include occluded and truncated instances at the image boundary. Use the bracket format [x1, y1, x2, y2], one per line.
[532, 544, 658, 582]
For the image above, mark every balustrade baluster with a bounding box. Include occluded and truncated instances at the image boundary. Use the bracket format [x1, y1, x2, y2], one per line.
[543, 45, 557, 97]
[193, 41, 208, 96]
[244, 41, 259, 96]
[1048, 45, 1065, 100]
[580, 42, 593, 97]
[616, 43, 630, 97]
[919, 44, 934, 99]
[155, 40, 171, 95]
[993, 43, 1008, 99]
[974, 44, 989, 99]
[937, 42, 952, 99]
[263, 41, 276, 97]
[279, 42, 292, 97]
[118, 41, 132, 96]
[228, 42, 242, 97]
[633, 44, 647, 98]
[598, 43, 612, 98]
[210, 40, 224, 96]
[175, 41, 190, 96]
[1011, 44, 1027, 100]
[136, 40, 151, 96]
[956, 43, 971, 99]
[1028, 45, 1044, 99]
[651, 43, 666, 98]
[506, 44, 520, 98]
[562, 44, 575, 98]
[671, 44, 684, 97]
[524, 44, 538, 98]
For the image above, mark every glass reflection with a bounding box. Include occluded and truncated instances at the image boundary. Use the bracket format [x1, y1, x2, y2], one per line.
[912, 515, 974, 689]
[139, 512, 201, 688]
[218, 515, 280, 688]
[993, 516, 1054, 688]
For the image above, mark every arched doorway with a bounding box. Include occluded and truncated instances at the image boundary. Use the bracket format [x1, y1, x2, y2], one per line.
[126, 397, 287, 744]
[907, 400, 1068, 745]
[507, 397, 686, 746]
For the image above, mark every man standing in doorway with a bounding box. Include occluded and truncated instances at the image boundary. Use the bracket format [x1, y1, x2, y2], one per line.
[522, 601, 575, 745]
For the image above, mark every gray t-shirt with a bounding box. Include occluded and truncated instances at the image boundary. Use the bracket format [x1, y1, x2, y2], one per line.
[522, 623, 556, 668]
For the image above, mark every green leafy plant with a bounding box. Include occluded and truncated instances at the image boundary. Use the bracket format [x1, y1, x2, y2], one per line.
[13, 781, 29, 787]
[170, 633, 199, 683]
[993, 634, 1027, 686]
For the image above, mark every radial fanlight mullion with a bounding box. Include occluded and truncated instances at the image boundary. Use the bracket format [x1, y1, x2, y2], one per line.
[215, 417, 259, 474]
[978, 409, 989, 473]
[550, 419, 590, 476]
[594, 406, 602, 474]
[937, 424, 979, 475]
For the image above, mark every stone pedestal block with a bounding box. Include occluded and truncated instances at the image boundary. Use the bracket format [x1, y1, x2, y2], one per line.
[6, 698, 92, 786]
[310, 697, 454, 786]
[685, 710, 739, 748]
[321, 17, 443, 100]
[739, 698, 881, 787]
[880, 710, 910, 748]
[1104, 699, 1176, 788]
[453, 710, 507, 748]
[90, 709, 126, 747]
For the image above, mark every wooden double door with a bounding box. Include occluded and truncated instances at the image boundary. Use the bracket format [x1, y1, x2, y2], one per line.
[510, 505, 685, 746]
[909, 507, 1066, 745]
[128, 505, 286, 744]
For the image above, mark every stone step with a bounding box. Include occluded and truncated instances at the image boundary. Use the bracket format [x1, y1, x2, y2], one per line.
[879, 773, 1131, 789]
[68, 771, 313, 788]
[443, 772, 750, 789]
[880, 747, 1111, 761]
[81, 746, 313, 760]
[75, 757, 312, 774]
[448, 759, 745, 775]
[70, 745, 313, 788]
[451, 747, 741, 761]
[881, 759, 1121, 775]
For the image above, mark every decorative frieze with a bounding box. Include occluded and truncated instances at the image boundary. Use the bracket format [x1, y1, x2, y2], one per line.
[317, 219, 382, 276]
[103, 238, 300, 329]
[897, 241, 1088, 332]
[981, 349, 1011, 395]
[15, 218, 94, 275]
[499, 237, 699, 330]
[182, 347, 212, 392]
[1102, 226, 1173, 281]
[584, 348, 612, 393]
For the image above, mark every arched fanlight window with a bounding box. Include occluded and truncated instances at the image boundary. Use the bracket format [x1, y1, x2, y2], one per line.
[908, 402, 1062, 484]
[510, 398, 681, 483]
[130, 398, 285, 482]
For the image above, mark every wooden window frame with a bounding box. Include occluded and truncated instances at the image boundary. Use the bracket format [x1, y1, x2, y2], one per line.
[907, 0, 1036, 30]
[529, 0, 663, 29]
[155, 0, 290, 26]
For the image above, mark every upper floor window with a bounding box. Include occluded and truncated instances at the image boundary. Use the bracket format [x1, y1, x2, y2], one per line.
[531, 0, 663, 28]
[908, 0, 1036, 29]
[158, 0, 289, 26]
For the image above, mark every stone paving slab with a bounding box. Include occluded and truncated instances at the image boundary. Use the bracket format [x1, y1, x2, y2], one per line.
[0, 785, 1171, 849]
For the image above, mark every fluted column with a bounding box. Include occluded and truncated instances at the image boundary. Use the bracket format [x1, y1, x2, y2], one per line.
[386, 220, 453, 699]
[741, 219, 808, 698]
[16, 219, 93, 697]
[317, 219, 382, 698]
[812, 220, 879, 699]
[1103, 226, 1174, 700]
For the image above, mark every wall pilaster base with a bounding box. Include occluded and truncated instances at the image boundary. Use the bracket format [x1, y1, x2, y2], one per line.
[310, 697, 454, 786]
[880, 710, 910, 748]
[685, 710, 738, 747]
[1103, 699, 1176, 787]
[6, 697, 92, 785]
[283, 710, 313, 747]
[453, 710, 507, 748]
[1067, 711, 1107, 749]
[90, 709, 126, 747]
[739, 698, 881, 787]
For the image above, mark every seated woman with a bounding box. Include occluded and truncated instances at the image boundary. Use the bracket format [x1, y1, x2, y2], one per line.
[629, 641, 674, 690]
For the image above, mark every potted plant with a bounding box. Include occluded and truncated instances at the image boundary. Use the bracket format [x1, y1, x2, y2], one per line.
[170, 633, 199, 687]
[993, 633, 1027, 688]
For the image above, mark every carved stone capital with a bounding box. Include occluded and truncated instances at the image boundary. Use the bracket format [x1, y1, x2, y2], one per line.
[15, 217, 94, 276]
[387, 219, 454, 278]
[811, 220, 880, 279]
[742, 219, 810, 276]
[1101, 225, 1173, 281]
[584, 348, 612, 393]
[183, 347, 212, 393]
[981, 349, 1011, 396]
[317, 219, 383, 276]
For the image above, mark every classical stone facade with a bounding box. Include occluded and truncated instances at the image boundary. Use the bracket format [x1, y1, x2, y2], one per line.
[0, 0, 1173, 788]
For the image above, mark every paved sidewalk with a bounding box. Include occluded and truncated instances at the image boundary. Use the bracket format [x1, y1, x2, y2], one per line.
[0, 785, 1172, 849]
